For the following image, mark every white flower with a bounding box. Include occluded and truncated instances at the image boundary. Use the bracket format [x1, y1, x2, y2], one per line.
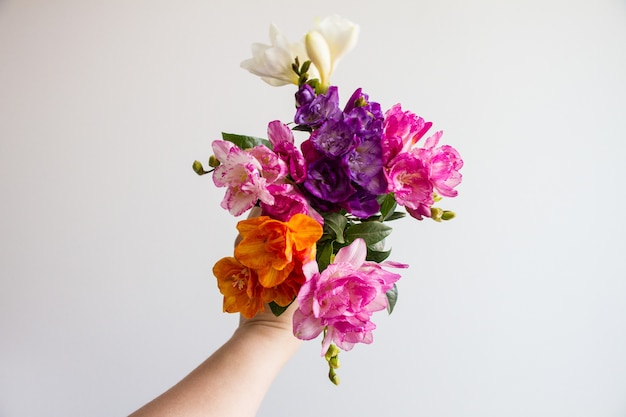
[305, 15, 359, 90]
[240, 24, 317, 87]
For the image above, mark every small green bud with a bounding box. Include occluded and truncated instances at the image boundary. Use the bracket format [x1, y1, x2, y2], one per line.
[324, 343, 340, 361]
[208, 155, 220, 168]
[306, 78, 321, 94]
[329, 356, 340, 369]
[300, 60, 311, 74]
[355, 96, 368, 107]
[328, 368, 340, 385]
[430, 207, 443, 222]
[192, 160, 206, 175]
[433, 193, 442, 202]
[441, 210, 456, 221]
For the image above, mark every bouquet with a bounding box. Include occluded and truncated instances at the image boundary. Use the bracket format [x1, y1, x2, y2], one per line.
[193, 15, 463, 384]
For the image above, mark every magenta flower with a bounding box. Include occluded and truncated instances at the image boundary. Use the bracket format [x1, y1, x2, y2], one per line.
[415, 131, 464, 198]
[260, 183, 324, 224]
[381, 104, 432, 165]
[382, 105, 463, 219]
[386, 152, 434, 214]
[293, 238, 407, 354]
[267, 120, 307, 183]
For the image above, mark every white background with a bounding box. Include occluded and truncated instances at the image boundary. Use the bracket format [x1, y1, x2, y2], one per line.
[1, 1, 625, 416]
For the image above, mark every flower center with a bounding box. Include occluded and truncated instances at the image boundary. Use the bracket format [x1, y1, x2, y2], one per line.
[232, 269, 247, 290]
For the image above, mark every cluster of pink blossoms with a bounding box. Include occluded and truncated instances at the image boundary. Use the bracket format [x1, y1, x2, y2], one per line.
[211, 121, 322, 224]
[212, 100, 463, 225]
[294, 238, 407, 354]
[382, 104, 464, 220]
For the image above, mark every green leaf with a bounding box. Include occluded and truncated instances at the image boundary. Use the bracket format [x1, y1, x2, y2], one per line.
[385, 211, 407, 222]
[366, 247, 392, 263]
[269, 301, 292, 317]
[221, 132, 271, 150]
[322, 212, 347, 244]
[379, 193, 397, 221]
[316, 240, 334, 272]
[292, 125, 312, 132]
[344, 222, 392, 245]
[386, 284, 398, 314]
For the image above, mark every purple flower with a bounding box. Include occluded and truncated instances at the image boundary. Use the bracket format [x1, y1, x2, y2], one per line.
[345, 138, 387, 195]
[343, 88, 384, 131]
[310, 118, 361, 158]
[295, 83, 316, 108]
[303, 156, 355, 204]
[338, 187, 380, 218]
[294, 86, 341, 127]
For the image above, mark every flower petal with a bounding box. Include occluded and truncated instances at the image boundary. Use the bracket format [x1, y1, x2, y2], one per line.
[333, 238, 367, 267]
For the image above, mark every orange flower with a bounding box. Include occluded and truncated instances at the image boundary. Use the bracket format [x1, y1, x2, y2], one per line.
[213, 213, 323, 317]
[260, 257, 308, 306]
[212, 256, 265, 318]
[235, 214, 322, 288]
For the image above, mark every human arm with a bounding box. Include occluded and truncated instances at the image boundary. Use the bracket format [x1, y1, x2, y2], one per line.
[128, 206, 301, 417]
[128, 302, 301, 417]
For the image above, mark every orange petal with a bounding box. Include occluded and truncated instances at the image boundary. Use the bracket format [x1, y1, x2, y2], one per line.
[213, 257, 264, 318]
[256, 263, 294, 288]
[287, 214, 323, 252]
[236, 216, 271, 238]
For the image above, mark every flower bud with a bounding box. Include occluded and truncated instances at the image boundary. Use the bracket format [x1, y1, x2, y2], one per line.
[305, 31, 331, 91]
[430, 207, 443, 222]
[324, 343, 340, 361]
[192, 160, 206, 175]
[441, 210, 456, 221]
[208, 155, 220, 167]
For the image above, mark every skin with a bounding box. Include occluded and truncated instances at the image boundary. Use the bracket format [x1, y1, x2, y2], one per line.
[128, 304, 300, 417]
[129, 207, 300, 417]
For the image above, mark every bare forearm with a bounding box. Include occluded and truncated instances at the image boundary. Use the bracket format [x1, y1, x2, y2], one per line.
[128, 307, 300, 417]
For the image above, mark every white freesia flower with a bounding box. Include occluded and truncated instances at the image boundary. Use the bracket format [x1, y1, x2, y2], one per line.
[305, 15, 359, 90]
[241, 24, 318, 87]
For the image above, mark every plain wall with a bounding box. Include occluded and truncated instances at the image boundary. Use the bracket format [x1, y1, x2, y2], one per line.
[1, 0, 625, 416]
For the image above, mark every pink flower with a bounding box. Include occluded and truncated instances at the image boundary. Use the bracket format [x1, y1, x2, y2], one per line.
[260, 183, 324, 224]
[267, 120, 307, 183]
[248, 144, 288, 183]
[386, 152, 434, 214]
[211, 140, 274, 216]
[382, 105, 463, 219]
[381, 104, 432, 165]
[293, 238, 407, 354]
[415, 131, 464, 198]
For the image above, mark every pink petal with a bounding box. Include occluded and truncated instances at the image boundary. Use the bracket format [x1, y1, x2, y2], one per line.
[293, 309, 324, 341]
[334, 238, 367, 267]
